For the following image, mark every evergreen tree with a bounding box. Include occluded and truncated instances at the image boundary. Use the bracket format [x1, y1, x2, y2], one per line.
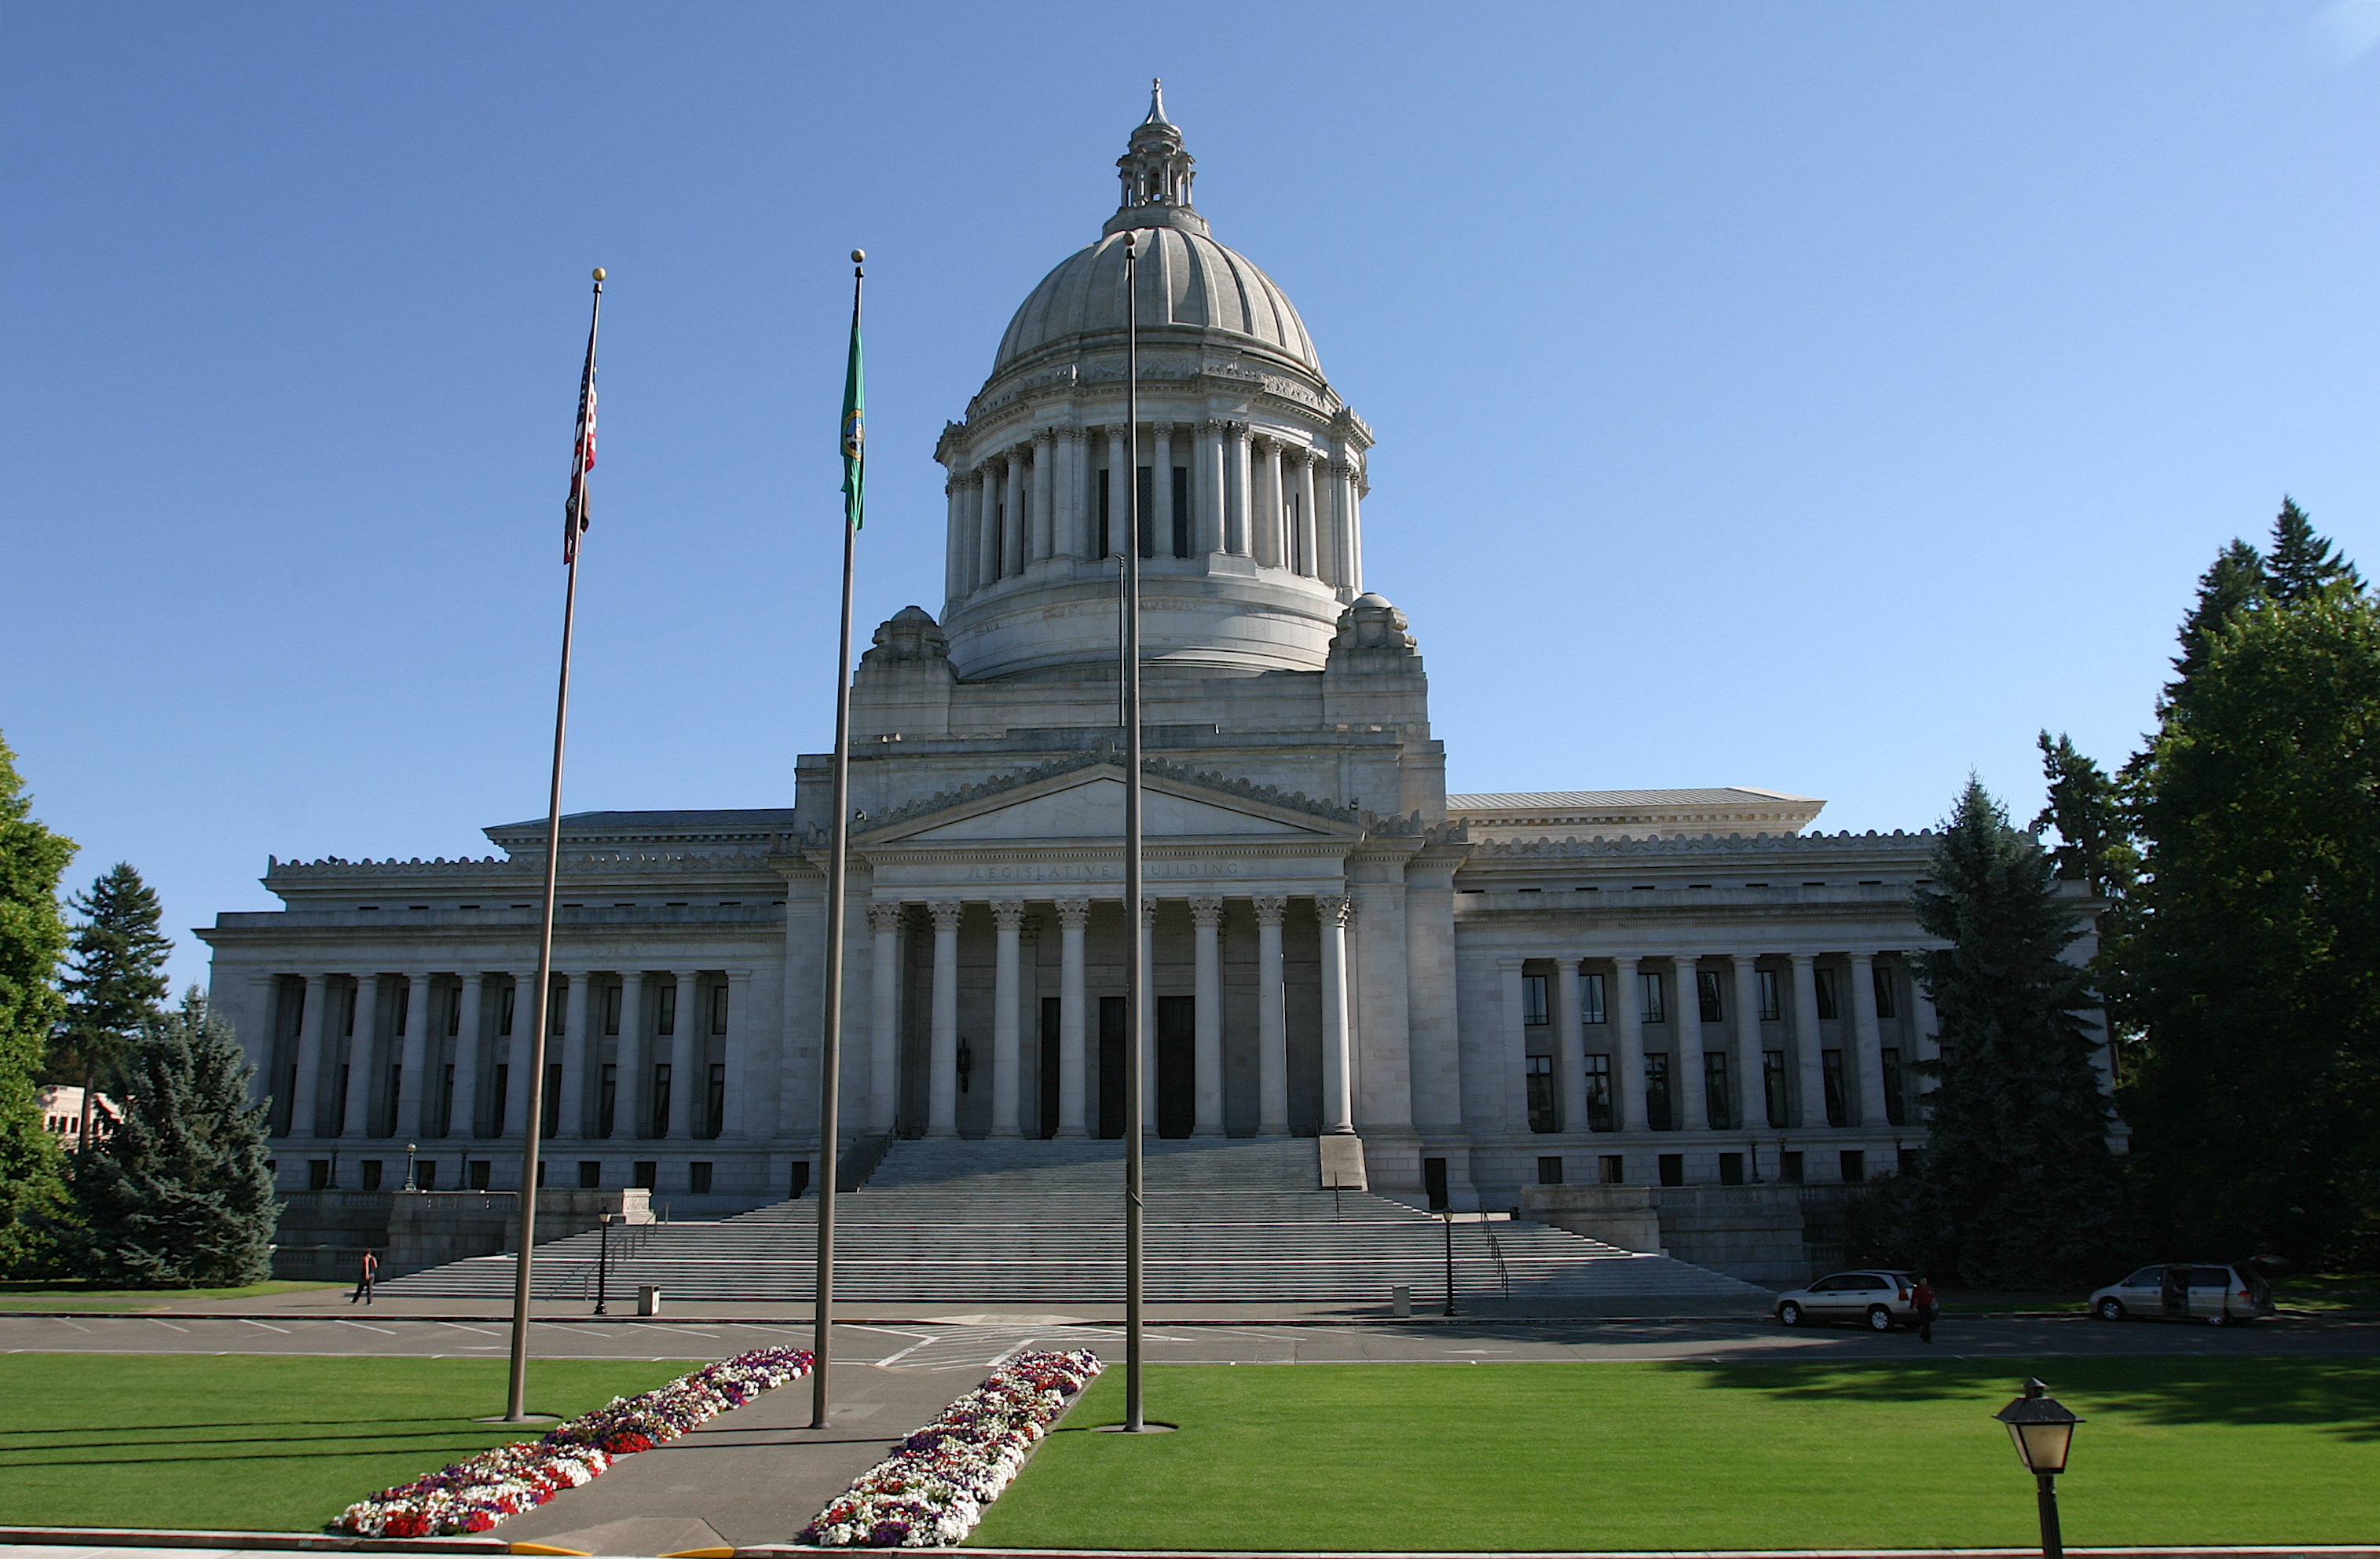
[0, 731, 76, 1275]
[50, 864, 171, 1140]
[2030, 732, 2137, 901]
[71, 988, 277, 1287]
[2170, 539, 2265, 682]
[1880, 780, 2129, 1289]
[2123, 509, 2380, 1263]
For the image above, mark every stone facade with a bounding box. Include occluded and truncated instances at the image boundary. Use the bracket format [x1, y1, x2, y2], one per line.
[200, 90, 2111, 1272]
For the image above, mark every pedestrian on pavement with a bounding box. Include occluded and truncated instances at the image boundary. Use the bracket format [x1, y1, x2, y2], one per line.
[352, 1250, 379, 1305]
[1912, 1274, 1937, 1343]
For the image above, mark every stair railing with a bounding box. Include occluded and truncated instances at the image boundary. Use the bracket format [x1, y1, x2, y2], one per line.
[837, 1130, 895, 1192]
[1479, 1217, 1513, 1300]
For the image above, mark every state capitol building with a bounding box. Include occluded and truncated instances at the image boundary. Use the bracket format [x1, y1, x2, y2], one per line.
[202, 95, 2003, 1282]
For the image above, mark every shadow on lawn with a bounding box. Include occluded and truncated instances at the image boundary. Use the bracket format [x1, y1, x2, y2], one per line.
[1659, 1357, 2380, 1440]
[0, 1416, 479, 1438]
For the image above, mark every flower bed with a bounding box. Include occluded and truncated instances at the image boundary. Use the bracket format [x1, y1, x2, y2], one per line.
[334, 1346, 813, 1537]
[802, 1349, 1101, 1548]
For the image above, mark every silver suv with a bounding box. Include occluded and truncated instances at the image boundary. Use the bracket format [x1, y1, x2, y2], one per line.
[2089, 1263, 2274, 1326]
[1775, 1269, 1921, 1330]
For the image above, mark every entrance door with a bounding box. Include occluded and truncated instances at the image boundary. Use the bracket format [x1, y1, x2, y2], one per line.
[1038, 997, 1060, 1139]
[1098, 996, 1126, 1139]
[1157, 994, 1195, 1138]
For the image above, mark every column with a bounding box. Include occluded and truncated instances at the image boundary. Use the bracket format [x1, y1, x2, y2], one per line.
[399, 973, 438, 1140]
[1293, 449, 1320, 576]
[1198, 420, 1229, 554]
[1733, 954, 1768, 1133]
[719, 970, 751, 1138]
[943, 475, 967, 600]
[494, 974, 529, 1137]
[1674, 954, 1708, 1131]
[1056, 426, 1086, 558]
[1498, 959, 1529, 1133]
[1320, 459, 1350, 587]
[990, 900, 1023, 1137]
[1003, 452, 1027, 577]
[972, 459, 999, 582]
[1250, 438, 1280, 565]
[928, 902, 961, 1136]
[1227, 423, 1253, 558]
[1104, 429, 1128, 555]
[1056, 900, 1089, 1138]
[1316, 895, 1355, 1134]
[1254, 897, 1288, 1135]
[1152, 423, 1175, 557]
[1344, 457, 1365, 593]
[1190, 895, 1224, 1136]
[1909, 959, 1942, 1089]
[1030, 430, 1056, 561]
[555, 972, 591, 1140]
[449, 973, 484, 1139]
[1847, 951, 1887, 1125]
[668, 970, 701, 1139]
[290, 972, 331, 1139]
[1790, 953, 1827, 1128]
[1551, 959, 1591, 1134]
[868, 903, 903, 1135]
[615, 971, 646, 1140]
[1613, 955, 1646, 1133]
[340, 975, 377, 1137]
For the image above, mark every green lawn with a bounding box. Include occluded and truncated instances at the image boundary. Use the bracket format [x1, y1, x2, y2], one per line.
[0, 1280, 339, 1312]
[972, 1359, 2380, 1550]
[0, 1354, 701, 1532]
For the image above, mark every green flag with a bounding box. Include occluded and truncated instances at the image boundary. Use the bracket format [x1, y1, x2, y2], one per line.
[839, 297, 864, 529]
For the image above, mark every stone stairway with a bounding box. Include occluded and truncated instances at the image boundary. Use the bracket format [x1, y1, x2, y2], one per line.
[374, 1137, 1771, 1306]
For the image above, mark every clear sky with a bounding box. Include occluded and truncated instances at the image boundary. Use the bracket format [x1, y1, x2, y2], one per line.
[8, 2, 2378, 992]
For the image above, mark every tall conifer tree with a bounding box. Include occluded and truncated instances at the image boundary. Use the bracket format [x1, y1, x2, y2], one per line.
[71, 989, 276, 1287]
[0, 731, 76, 1274]
[52, 864, 172, 1138]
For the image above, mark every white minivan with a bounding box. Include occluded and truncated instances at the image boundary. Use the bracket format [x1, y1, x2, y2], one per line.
[2089, 1263, 2274, 1326]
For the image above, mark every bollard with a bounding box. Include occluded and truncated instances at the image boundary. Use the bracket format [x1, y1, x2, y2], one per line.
[638, 1284, 661, 1317]
[1391, 1284, 1412, 1318]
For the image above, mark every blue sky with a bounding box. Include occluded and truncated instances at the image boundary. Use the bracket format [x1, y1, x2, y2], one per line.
[8, 2, 2379, 990]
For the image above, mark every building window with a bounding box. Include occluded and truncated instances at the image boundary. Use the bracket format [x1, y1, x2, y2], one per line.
[1173, 466, 1192, 558]
[1822, 1048, 1847, 1126]
[1718, 1151, 1745, 1186]
[602, 983, 622, 1037]
[1422, 1157, 1449, 1211]
[1697, 970, 1723, 1023]
[417, 1158, 438, 1190]
[1521, 974, 1549, 1027]
[1756, 968, 1781, 1021]
[1639, 971, 1665, 1025]
[543, 1063, 563, 1136]
[491, 1064, 509, 1136]
[1763, 1049, 1789, 1127]
[651, 1063, 672, 1138]
[1882, 1046, 1908, 1128]
[1704, 1052, 1732, 1130]
[361, 1160, 383, 1191]
[1657, 1153, 1684, 1188]
[445, 986, 461, 1037]
[1644, 1052, 1672, 1130]
[438, 1063, 456, 1137]
[498, 981, 515, 1037]
[1898, 1144, 1921, 1175]
[711, 984, 730, 1036]
[598, 1063, 617, 1139]
[1873, 964, 1899, 1019]
[308, 1159, 331, 1190]
[550, 977, 567, 1034]
[1524, 1055, 1556, 1133]
[658, 983, 677, 1037]
[468, 1159, 491, 1190]
[579, 1160, 601, 1189]
[1097, 473, 1111, 558]
[688, 1161, 714, 1194]
[1814, 968, 1840, 1021]
[1580, 972, 1606, 1024]
[536, 1158, 548, 1188]
[1839, 1149, 1866, 1184]
[1537, 1155, 1564, 1185]
[1598, 1154, 1624, 1184]
[706, 1063, 727, 1137]
[1780, 1150, 1805, 1184]
[634, 1160, 657, 1190]
[1584, 1054, 1613, 1133]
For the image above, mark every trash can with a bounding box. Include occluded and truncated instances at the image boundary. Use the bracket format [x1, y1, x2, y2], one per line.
[638, 1285, 661, 1317]
[1390, 1284, 1412, 1318]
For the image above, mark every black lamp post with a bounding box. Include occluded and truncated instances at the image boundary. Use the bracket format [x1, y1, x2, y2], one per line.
[1441, 1210, 1457, 1316]
[403, 1142, 419, 1191]
[1995, 1378, 2082, 1559]
[594, 1212, 613, 1316]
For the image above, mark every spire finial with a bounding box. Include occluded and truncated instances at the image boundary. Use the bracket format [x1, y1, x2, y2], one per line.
[1146, 77, 1169, 126]
[1107, 82, 1205, 238]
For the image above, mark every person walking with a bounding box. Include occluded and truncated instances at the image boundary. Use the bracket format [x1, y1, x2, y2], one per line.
[1911, 1274, 1937, 1343]
[351, 1250, 379, 1306]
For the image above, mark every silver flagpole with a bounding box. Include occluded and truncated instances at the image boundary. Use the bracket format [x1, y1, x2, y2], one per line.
[504, 265, 604, 1423]
[812, 250, 865, 1428]
[1122, 231, 1147, 1433]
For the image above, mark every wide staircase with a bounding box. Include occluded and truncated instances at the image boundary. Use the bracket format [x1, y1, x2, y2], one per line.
[374, 1137, 1770, 1307]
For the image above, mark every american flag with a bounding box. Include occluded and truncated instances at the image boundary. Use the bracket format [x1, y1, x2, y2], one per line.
[564, 367, 596, 564]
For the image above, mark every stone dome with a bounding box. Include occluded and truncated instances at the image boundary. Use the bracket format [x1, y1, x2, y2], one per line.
[991, 225, 1319, 376]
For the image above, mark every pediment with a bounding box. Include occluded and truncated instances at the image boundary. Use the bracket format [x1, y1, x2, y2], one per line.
[859, 763, 1358, 846]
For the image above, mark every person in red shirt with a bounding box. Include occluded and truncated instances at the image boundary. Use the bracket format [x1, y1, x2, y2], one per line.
[1911, 1275, 1938, 1343]
[351, 1250, 379, 1306]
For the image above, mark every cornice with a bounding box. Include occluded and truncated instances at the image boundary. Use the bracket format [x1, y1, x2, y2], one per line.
[1466, 829, 1937, 861]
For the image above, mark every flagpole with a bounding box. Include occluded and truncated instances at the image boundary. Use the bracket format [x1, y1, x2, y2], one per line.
[504, 265, 604, 1424]
[1121, 231, 1147, 1433]
[812, 249, 866, 1429]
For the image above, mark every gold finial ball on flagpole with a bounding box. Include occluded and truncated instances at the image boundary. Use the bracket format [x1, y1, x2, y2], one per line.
[591, 267, 606, 281]
[851, 249, 866, 264]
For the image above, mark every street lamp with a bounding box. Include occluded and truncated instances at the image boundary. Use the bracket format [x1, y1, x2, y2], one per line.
[594, 1212, 614, 1316]
[1995, 1378, 2083, 1559]
[403, 1142, 419, 1191]
[1441, 1210, 1457, 1316]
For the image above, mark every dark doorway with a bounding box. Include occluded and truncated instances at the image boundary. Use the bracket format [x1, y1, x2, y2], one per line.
[1424, 1156, 1450, 1210]
[1038, 997, 1061, 1138]
[1157, 994, 1195, 1138]
[1098, 996, 1126, 1138]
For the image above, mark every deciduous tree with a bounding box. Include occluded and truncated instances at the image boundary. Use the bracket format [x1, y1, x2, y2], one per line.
[0, 731, 76, 1274]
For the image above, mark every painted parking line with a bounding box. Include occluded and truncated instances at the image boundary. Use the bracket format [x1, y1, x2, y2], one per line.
[335, 1319, 398, 1335]
[235, 1319, 292, 1334]
[440, 1321, 503, 1337]
[145, 1319, 191, 1333]
[48, 1318, 93, 1334]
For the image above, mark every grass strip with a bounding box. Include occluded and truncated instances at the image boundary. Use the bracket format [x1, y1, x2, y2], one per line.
[0, 1352, 698, 1532]
[971, 1357, 2380, 1550]
[0, 1280, 339, 1312]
